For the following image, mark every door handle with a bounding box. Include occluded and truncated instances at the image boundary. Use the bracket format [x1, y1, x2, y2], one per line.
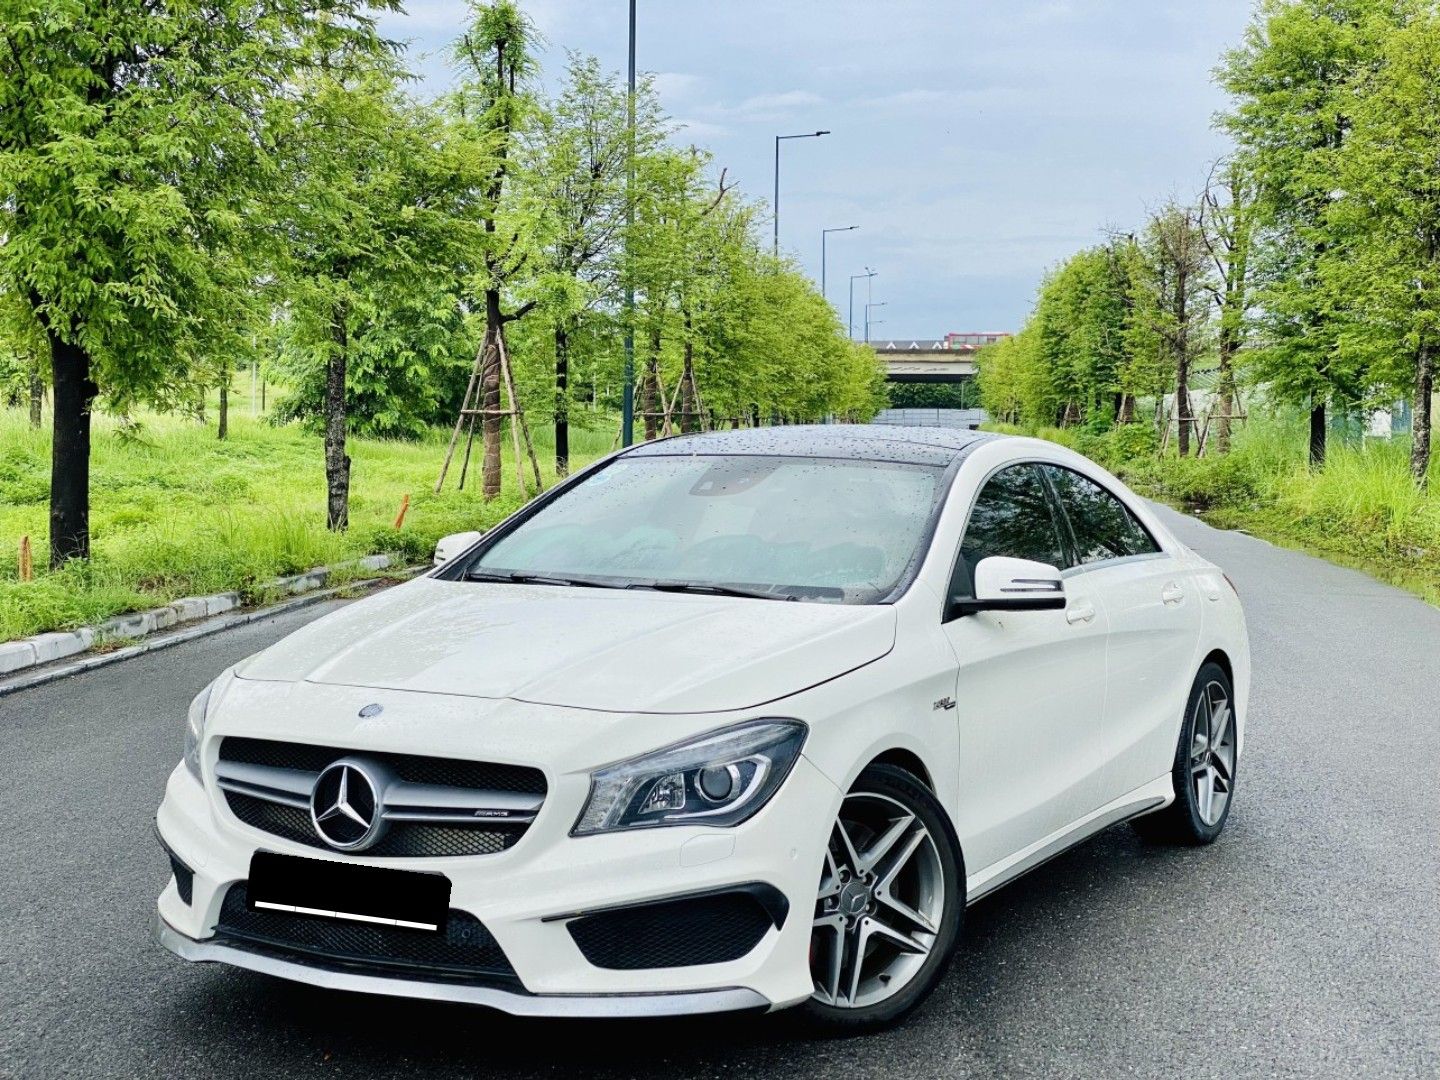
[1066, 602, 1096, 625]
[1161, 582, 1185, 605]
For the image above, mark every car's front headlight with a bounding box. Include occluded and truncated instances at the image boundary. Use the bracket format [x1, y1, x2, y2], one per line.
[572, 719, 807, 836]
[183, 681, 215, 781]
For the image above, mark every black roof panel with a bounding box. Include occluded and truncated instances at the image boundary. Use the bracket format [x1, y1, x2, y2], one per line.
[623, 424, 1001, 467]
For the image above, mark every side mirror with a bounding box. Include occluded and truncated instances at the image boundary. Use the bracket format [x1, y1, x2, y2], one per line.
[433, 530, 483, 568]
[949, 556, 1065, 619]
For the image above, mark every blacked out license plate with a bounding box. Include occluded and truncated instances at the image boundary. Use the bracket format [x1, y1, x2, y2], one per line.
[247, 851, 451, 932]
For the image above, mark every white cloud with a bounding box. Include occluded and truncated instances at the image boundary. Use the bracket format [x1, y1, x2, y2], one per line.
[673, 118, 730, 141]
[692, 89, 827, 124]
[652, 71, 707, 102]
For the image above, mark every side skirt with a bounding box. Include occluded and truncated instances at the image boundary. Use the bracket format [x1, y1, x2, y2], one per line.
[964, 774, 1174, 905]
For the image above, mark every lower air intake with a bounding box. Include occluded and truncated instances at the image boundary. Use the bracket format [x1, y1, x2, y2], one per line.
[565, 885, 787, 970]
[214, 883, 517, 984]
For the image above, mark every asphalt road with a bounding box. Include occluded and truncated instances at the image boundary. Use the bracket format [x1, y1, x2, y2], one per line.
[2, 506, 1437, 1079]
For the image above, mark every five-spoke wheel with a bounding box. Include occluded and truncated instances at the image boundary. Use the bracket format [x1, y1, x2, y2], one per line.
[1134, 661, 1239, 844]
[1190, 678, 1235, 826]
[803, 764, 962, 1030]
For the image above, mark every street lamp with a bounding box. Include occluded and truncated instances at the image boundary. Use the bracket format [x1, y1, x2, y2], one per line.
[849, 268, 876, 340]
[865, 301, 888, 344]
[621, 0, 637, 447]
[773, 130, 829, 255]
[821, 225, 858, 303]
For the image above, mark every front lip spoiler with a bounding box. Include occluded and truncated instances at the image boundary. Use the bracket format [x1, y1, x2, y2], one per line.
[154, 912, 773, 1018]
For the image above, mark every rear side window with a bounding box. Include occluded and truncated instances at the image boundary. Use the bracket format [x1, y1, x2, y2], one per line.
[1042, 465, 1159, 565]
[953, 464, 1068, 596]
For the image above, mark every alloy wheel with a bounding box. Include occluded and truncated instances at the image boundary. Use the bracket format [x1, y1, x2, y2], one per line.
[1190, 679, 1235, 826]
[810, 791, 945, 1009]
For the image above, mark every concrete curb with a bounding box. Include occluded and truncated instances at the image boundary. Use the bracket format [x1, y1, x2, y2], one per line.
[0, 566, 427, 699]
[0, 553, 405, 680]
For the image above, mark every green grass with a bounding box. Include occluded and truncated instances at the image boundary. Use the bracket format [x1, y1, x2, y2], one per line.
[991, 412, 1440, 606]
[0, 407, 613, 641]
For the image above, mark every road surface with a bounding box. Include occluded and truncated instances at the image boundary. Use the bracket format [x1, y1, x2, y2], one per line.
[2, 507, 1436, 1078]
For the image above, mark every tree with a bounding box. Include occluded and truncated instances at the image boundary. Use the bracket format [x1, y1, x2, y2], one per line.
[1130, 204, 1213, 455]
[452, 0, 540, 499]
[1200, 159, 1258, 453]
[1328, 11, 1440, 487]
[0, 0, 396, 566]
[274, 58, 486, 528]
[1219, 0, 1418, 467]
[1032, 244, 1134, 425]
[523, 57, 660, 474]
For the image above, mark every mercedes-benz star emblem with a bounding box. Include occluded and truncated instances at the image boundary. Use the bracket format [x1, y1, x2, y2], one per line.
[310, 761, 384, 850]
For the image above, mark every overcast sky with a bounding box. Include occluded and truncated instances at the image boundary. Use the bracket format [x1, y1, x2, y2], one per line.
[380, 0, 1257, 339]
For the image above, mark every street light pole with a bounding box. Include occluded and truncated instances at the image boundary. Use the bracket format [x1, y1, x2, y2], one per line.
[621, 0, 637, 447]
[865, 301, 888, 344]
[821, 225, 858, 303]
[773, 130, 829, 256]
[848, 268, 875, 341]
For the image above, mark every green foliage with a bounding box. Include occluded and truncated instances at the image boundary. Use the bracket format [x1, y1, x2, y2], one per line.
[1324, 10, 1440, 410]
[1217, 0, 1422, 413]
[886, 382, 976, 409]
[0, 0, 397, 410]
[266, 64, 488, 440]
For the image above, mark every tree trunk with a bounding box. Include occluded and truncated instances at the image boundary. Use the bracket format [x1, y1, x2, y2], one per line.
[1118, 393, 1135, 424]
[681, 311, 699, 433]
[48, 333, 97, 567]
[641, 325, 661, 441]
[324, 304, 351, 531]
[28, 359, 42, 428]
[554, 321, 569, 478]
[482, 290, 504, 499]
[1169, 338, 1192, 460]
[1412, 342, 1433, 489]
[1308, 401, 1326, 469]
[1214, 337, 1236, 455]
[217, 362, 229, 440]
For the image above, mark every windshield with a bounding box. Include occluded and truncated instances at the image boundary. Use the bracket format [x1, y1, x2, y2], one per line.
[466, 454, 946, 604]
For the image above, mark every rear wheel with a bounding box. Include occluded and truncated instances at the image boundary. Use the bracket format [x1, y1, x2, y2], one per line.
[800, 764, 963, 1031]
[1133, 662, 1237, 844]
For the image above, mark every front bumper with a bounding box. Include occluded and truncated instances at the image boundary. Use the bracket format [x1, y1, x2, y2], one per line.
[154, 742, 839, 1014]
[153, 911, 770, 1017]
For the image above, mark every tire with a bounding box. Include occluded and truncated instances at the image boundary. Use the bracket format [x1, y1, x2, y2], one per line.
[798, 763, 964, 1033]
[1132, 661, 1238, 845]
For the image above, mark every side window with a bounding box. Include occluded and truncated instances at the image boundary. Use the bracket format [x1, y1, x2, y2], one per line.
[952, 464, 1068, 597]
[1042, 465, 1159, 565]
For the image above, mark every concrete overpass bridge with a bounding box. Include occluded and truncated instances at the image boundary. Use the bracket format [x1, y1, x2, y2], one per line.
[870, 333, 1008, 429]
[870, 333, 1006, 383]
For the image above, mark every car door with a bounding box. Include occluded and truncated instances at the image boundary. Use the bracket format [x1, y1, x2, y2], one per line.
[940, 463, 1112, 877]
[1040, 465, 1203, 801]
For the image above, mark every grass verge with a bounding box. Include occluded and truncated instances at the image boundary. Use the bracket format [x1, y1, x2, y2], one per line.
[0, 408, 612, 641]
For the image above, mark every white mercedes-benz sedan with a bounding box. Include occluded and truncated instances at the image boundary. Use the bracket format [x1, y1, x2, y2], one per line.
[155, 426, 1248, 1029]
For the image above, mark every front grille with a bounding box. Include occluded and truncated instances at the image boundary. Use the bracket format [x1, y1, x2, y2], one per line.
[220, 737, 546, 794]
[215, 883, 517, 984]
[216, 737, 546, 858]
[225, 792, 517, 857]
[566, 887, 785, 970]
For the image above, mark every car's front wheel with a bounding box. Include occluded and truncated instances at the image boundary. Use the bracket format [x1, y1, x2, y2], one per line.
[801, 764, 963, 1031]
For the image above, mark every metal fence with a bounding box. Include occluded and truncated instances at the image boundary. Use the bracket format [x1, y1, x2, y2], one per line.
[871, 408, 989, 430]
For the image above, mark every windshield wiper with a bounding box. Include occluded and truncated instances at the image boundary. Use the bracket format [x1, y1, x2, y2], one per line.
[632, 580, 800, 602]
[465, 569, 625, 589]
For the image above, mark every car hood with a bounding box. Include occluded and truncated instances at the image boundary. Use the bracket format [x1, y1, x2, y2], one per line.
[235, 577, 896, 714]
